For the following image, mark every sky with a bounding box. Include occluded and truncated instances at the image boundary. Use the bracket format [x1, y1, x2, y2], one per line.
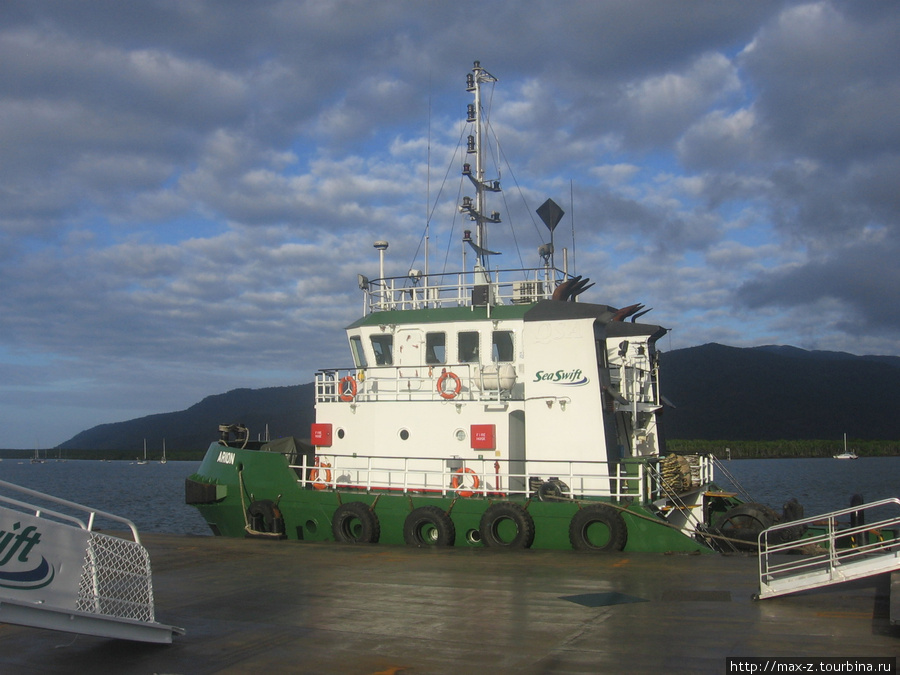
[2, 1, 899, 449]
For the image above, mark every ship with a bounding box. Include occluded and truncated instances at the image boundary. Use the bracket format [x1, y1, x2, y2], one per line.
[185, 62, 799, 553]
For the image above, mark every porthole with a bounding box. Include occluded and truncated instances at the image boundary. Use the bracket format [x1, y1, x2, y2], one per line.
[455, 429, 467, 442]
[336, 428, 345, 439]
[399, 428, 410, 441]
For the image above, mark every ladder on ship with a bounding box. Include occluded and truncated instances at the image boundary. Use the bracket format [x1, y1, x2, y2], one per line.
[755, 497, 900, 602]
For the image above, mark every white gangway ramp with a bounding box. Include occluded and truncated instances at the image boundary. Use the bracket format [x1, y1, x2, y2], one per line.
[0, 479, 183, 643]
[756, 497, 900, 600]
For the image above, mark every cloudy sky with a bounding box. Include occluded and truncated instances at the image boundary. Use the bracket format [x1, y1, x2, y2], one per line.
[2, 1, 899, 449]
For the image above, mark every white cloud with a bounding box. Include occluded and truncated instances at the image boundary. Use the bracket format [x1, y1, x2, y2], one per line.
[2, 1, 900, 447]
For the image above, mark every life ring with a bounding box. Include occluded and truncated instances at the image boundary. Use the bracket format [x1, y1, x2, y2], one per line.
[450, 467, 480, 497]
[331, 502, 380, 544]
[339, 375, 358, 402]
[479, 502, 535, 548]
[310, 457, 332, 490]
[568, 504, 627, 552]
[437, 371, 461, 399]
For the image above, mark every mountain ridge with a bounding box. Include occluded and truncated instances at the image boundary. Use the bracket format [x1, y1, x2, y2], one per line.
[58, 343, 900, 451]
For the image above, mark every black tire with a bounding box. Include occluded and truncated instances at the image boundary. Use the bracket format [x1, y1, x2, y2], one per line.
[332, 502, 380, 544]
[403, 506, 456, 547]
[568, 504, 627, 552]
[776, 498, 807, 544]
[713, 502, 778, 550]
[479, 502, 535, 549]
[246, 499, 285, 536]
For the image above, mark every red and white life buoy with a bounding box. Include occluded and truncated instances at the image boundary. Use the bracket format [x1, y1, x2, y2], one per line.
[310, 457, 332, 490]
[339, 375, 358, 402]
[451, 467, 480, 497]
[437, 371, 461, 399]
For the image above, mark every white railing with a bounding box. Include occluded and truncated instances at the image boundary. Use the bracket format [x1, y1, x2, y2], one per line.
[316, 363, 516, 403]
[362, 267, 564, 314]
[756, 497, 900, 600]
[0, 478, 141, 542]
[290, 453, 713, 505]
[0, 479, 176, 635]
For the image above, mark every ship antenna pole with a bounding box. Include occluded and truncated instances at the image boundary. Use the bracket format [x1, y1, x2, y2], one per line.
[474, 63, 486, 264]
[425, 76, 432, 300]
[462, 61, 500, 284]
[570, 179, 576, 276]
[473, 62, 496, 269]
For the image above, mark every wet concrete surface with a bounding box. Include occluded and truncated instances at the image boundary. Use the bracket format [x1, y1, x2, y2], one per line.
[0, 533, 897, 674]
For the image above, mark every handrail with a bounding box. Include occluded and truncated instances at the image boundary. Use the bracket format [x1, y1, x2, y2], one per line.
[362, 266, 567, 313]
[708, 455, 753, 502]
[316, 363, 517, 403]
[0, 478, 142, 543]
[757, 497, 900, 599]
[290, 452, 712, 508]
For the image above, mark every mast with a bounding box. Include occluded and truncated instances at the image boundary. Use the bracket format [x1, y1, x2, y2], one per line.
[461, 61, 501, 279]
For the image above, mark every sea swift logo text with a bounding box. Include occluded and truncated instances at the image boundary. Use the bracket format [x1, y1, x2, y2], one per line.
[0, 521, 55, 590]
[533, 369, 589, 386]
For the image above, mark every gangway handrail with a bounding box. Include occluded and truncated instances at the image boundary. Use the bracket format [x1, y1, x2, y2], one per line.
[0, 478, 142, 543]
[0, 479, 183, 643]
[756, 497, 900, 600]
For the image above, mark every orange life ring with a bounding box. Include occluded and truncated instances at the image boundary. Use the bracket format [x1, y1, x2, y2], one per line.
[310, 457, 332, 490]
[339, 375, 358, 402]
[451, 467, 480, 497]
[437, 371, 461, 399]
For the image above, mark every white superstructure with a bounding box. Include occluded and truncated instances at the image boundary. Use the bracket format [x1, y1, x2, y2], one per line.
[309, 62, 685, 504]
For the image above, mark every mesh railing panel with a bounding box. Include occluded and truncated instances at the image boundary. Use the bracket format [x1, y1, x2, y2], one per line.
[75, 531, 155, 623]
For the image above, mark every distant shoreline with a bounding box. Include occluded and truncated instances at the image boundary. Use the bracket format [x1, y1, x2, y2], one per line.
[666, 439, 900, 459]
[3, 439, 899, 462]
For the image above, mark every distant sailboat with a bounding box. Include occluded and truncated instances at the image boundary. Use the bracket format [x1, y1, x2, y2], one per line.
[833, 433, 858, 460]
[160, 439, 167, 464]
[137, 439, 148, 465]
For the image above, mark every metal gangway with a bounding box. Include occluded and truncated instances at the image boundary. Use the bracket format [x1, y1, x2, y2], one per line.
[755, 497, 900, 601]
[0, 479, 183, 643]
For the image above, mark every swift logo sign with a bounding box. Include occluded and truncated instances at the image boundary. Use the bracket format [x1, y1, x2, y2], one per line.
[0, 521, 55, 590]
[532, 368, 589, 386]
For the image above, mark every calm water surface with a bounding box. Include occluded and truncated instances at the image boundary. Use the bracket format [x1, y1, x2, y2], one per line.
[721, 456, 900, 518]
[1, 456, 897, 536]
[0, 460, 209, 536]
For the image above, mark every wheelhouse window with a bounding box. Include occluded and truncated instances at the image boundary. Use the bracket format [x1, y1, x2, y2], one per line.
[492, 331, 514, 362]
[350, 336, 367, 368]
[370, 334, 393, 365]
[458, 331, 480, 363]
[426, 332, 446, 364]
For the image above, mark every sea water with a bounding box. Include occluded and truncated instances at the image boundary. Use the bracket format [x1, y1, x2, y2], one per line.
[721, 456, 900, 518]
[1, 456, 897, 537]
[0, 459, 210, 536]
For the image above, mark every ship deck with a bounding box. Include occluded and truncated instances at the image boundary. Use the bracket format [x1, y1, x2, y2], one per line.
[0, 533, 896, 674]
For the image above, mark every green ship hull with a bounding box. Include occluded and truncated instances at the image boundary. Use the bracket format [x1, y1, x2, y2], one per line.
[186, 440, 742, 553]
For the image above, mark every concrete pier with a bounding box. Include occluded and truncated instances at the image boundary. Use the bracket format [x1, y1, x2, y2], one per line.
[0, 533, 896, 674]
